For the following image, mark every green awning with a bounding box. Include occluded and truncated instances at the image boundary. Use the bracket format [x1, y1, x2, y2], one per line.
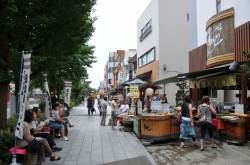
[153, 75, 178, 85]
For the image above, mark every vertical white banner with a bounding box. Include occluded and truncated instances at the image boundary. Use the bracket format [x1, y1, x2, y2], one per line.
[64, 81, 72, 106]
[43, 74, 52, 120]
[15, 53, 31, 139]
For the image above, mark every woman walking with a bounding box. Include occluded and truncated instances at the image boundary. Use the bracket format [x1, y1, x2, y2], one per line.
[198, 95, 217, 151]
[180, 95, 198, 148]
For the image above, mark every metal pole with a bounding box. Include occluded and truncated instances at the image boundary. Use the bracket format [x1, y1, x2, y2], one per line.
[11, 51, 24, 165]
[164, 84, 165, 94]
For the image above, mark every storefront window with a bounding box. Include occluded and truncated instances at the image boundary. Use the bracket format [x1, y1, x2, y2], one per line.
[210, 90, 218, 98]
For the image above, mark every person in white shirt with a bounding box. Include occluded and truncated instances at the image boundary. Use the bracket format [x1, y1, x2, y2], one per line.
[110, 96, 119, 130]
[100, 97, 109, 126]
[119, 100, 129, 115]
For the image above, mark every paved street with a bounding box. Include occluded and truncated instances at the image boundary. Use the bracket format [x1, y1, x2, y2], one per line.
[28, 102, 157, 165]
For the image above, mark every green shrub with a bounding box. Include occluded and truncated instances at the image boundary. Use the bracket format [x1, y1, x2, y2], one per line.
[39, 102, 45, 113]
[0, 131, 15, 165]
[70, 100, 74, 109]
[7, 114, 16, 133]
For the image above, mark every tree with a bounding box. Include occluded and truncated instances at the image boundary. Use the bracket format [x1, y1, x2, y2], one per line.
[242, 51, 250, 76]
[175, 81, 189, 106]
[0, 0, 97, 130]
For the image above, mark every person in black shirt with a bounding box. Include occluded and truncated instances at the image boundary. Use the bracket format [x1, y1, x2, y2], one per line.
[162, 94, 168, 103]
[87, 94, 94, 116]
[179, 95, 197, 148]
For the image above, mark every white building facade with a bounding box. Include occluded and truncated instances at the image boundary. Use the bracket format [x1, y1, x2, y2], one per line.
[137, 0, 190, 105]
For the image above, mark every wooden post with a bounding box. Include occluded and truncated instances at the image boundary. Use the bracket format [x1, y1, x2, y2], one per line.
[240, 71, 247, 114]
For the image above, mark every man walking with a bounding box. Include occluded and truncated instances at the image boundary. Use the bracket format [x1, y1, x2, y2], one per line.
[87, 94, 94, 116]
[110, 96, 119, 130]
[100, 97, 109, 126]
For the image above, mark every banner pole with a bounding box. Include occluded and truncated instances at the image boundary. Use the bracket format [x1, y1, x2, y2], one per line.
[11, 51, 24, 165]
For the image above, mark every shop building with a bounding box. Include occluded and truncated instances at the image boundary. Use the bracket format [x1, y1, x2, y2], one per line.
[136, 0, 190, 105]
[186, 0, 250, 111]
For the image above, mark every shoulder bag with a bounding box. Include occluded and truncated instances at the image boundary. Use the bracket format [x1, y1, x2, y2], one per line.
[26, 137, 42, 153]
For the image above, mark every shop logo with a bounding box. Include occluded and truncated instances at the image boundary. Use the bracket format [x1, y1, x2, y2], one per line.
[207, 23, 223, 57]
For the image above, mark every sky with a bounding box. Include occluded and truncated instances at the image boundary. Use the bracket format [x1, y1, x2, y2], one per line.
[87, 0, 151, 88]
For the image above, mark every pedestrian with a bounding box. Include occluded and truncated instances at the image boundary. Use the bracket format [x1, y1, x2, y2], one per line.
[179, 95, 198, 148]
[81, 95, 85, 106]
[100, 97, 109, 126]
[110, 96, 119, 130]
[98, 95, 104, 117]
[126, 93, 131, 107]
[87, 94, 94, 116]
[198, 95, 217, 151]
[162, 94, 168, 103]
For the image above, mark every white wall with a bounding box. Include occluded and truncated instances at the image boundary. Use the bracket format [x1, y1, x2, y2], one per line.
[196, 0, 216, 47]
[158, 0, 190, 105]
[137, 0, 159, 60]
[222, 0, 250, 27]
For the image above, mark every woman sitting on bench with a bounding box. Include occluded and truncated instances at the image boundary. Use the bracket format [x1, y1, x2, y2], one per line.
[48, 103, 69, 141]
[17, 109, 61, 165]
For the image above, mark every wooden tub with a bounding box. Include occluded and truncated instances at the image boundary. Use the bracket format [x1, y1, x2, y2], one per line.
[141, 115, 170, 141]
[170, 116, 180, 139]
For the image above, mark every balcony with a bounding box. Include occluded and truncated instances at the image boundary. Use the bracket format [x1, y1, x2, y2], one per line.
[139, 26, 152, 42]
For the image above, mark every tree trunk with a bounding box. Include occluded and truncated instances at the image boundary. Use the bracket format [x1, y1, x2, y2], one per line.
[0, 82, 9, 130]
[0, 32, 9, 130]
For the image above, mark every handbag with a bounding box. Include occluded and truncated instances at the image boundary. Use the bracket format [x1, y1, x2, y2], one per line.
[26, 137, 42, 153]
[176, 112, 182, 123]
[197, 115, 206, 126]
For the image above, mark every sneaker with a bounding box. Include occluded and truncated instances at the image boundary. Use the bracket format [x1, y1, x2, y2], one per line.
[56, 134, 61, 137]
[61, 137, 69, 141]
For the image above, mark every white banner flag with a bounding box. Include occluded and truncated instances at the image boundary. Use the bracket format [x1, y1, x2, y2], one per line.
[64, 81, 72, 106]
[15, 53, 31, 139]
[43, 74, 52, 120]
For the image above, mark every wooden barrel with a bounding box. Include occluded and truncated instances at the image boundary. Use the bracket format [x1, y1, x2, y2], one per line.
[124, 120, 133, 132]
[170, 117, 180, 139]
[226, 122, 246, 143]
[141, 115, 170, 141]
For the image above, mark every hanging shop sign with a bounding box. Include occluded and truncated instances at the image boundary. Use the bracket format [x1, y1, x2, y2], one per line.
[206, 7, 234, 67]
[190, 75, 236, 89]
[130, 85, 139, 99]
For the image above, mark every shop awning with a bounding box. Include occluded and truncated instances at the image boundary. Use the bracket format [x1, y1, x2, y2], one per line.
[178, 63, 233, 80]
[153, 74, 178, 85]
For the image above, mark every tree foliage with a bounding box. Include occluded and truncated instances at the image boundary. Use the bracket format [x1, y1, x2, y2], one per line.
[175, 81, 189, 106]
[242, 51, 250, 76]
[0, 0, 97, 130]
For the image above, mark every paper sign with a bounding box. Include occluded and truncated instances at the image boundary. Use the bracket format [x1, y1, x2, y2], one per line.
[235, 104, 244, 114]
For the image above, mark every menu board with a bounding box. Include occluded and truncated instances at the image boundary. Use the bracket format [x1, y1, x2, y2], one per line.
[150, 101, 162, 111]
[235, 104, 244, 114]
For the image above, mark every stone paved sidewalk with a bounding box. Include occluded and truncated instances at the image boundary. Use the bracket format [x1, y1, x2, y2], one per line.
[29, 103, 157, 165]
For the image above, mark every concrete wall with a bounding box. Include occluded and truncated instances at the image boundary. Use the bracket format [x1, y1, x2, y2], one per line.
[137, 0, 159, 60]
[158, 0, 190, 105]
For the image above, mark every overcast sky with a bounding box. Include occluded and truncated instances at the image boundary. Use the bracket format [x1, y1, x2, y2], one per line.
[87, 0, 151, 88]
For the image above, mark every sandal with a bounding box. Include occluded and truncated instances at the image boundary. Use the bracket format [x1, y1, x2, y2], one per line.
[36, 163, 42, 165]
[69, 124, 74, 128]
[211, 144, 217, 148]
[50, 155, 61, 161]
[180, 145, 188, 148]
[193, 143, 198, 147]
[200, 147, 204, 151]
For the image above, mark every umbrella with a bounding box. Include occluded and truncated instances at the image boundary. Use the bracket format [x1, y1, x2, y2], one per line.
[125, 79, 147, 85]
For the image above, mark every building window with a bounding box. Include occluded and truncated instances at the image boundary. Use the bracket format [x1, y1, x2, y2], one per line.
[216, 0, 221, 13]
[139, 19, 152, 42]
[209, 90, 218, 98]
[138, 48, 155, 68]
